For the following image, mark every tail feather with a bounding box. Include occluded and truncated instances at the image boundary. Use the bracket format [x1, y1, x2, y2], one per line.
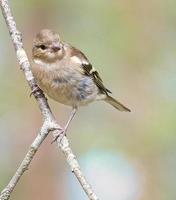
[105, 95, 131, 112]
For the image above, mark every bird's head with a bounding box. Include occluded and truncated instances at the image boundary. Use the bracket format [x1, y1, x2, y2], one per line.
[32, 29, 64, 64]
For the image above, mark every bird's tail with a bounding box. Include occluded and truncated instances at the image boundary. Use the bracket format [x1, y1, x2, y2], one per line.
[105, 95, 131, 112]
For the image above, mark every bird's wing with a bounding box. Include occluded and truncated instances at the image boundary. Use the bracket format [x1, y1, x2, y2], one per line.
[69, 45, 111, 95]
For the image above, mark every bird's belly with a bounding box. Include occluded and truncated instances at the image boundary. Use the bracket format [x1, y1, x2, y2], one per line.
[37, 74, 99, 107]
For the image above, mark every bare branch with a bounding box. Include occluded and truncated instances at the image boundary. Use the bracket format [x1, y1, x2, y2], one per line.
[0, 0, 99, 199]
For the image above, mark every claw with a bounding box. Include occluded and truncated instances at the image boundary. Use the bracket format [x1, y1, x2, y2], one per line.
[51, 108, 77, 144]
[51, 128, 66, 144]
[30, 85, 43, 97]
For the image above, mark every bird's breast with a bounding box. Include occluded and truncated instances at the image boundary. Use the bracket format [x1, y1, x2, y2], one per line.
[32, 62, 99, 107]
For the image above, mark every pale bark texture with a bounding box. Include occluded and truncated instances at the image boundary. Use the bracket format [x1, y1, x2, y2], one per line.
[0, 0, 99, 199]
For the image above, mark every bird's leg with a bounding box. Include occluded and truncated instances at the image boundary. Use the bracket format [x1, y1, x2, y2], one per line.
[64, 107, 77, 134]
[52, 107, 77, 143]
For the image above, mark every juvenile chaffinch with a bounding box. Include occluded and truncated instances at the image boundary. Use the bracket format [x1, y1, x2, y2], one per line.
[32, 29, 130, 138]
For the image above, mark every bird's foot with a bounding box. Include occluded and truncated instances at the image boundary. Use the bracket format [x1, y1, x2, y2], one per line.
[30, 85, 43, 97]
[51, 128, 66, 144]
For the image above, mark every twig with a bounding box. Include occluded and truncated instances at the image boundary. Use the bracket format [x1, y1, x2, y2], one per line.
[0, 0, 99, 199]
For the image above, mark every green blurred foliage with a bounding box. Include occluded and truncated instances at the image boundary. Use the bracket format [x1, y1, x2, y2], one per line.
[0, 0, 176, 199]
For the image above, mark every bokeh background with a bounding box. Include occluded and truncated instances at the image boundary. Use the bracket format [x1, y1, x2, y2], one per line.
[0, 0, 176, 199]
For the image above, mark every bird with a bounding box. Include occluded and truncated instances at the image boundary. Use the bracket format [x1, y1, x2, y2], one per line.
[32, 29, 130, 139]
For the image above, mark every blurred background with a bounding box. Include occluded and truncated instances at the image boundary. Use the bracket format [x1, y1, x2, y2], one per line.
[0, 0, 176, 199]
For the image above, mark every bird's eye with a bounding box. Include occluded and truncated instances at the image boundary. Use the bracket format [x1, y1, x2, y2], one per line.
[37, 45, 47, 50]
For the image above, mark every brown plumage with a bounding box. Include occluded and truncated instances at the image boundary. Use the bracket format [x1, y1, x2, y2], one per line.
[32, 29, 130, 139]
